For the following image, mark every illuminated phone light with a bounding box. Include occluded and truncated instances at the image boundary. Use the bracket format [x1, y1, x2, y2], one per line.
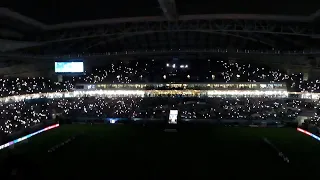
[297, 127, 320, 141]
[0, 124, 59, 151]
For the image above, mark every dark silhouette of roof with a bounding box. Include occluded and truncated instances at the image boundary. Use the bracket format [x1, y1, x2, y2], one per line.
[1, 0, 319, 24]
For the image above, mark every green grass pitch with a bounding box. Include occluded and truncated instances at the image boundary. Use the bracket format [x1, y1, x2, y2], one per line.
[1, 124, 319, 179]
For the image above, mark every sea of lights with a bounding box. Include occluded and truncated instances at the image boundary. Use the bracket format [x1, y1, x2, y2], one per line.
[2, 60, 320, 99]
[297, 127, 320, 141]
[0, 124, 59, 150]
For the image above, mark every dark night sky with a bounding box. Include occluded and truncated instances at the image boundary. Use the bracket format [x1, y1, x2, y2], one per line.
[1, 0, 320, 24]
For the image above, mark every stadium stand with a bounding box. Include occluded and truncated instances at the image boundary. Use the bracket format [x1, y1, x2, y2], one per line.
[1, 1, 320, 178]
[0, 59, 317, 137]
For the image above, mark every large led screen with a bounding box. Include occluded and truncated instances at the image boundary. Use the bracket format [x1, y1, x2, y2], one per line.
[55, 62, 84, 73]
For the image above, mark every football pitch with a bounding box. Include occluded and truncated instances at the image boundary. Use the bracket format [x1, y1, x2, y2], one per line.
[1, 124, 320, 179]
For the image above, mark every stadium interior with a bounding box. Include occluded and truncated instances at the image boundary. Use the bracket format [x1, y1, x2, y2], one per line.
[1, 0, 320, 178]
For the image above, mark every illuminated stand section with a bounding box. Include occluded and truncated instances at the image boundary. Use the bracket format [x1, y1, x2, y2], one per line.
[1, 89, 320, 105]
[0, 81, 319, 105]
[0, 124, 59, 151]
[206, 90, 288, 98]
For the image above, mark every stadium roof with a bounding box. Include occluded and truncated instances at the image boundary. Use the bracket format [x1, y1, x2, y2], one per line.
[1, 0, 320, 25]
[1, 0, 320, 56]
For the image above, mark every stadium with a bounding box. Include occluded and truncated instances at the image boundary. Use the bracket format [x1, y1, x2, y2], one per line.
[1, 0, 320, 178]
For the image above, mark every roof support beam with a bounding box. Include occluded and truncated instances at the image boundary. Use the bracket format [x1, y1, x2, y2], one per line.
[311, 9, 320, 20]
[157, 0, 178, 21]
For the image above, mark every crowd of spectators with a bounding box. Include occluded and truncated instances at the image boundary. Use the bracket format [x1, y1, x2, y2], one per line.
[0, 59, 317, 96]
[0, 95, 315, 136]
[0, 99, 50, 134]
[0, 59, 318, 137]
